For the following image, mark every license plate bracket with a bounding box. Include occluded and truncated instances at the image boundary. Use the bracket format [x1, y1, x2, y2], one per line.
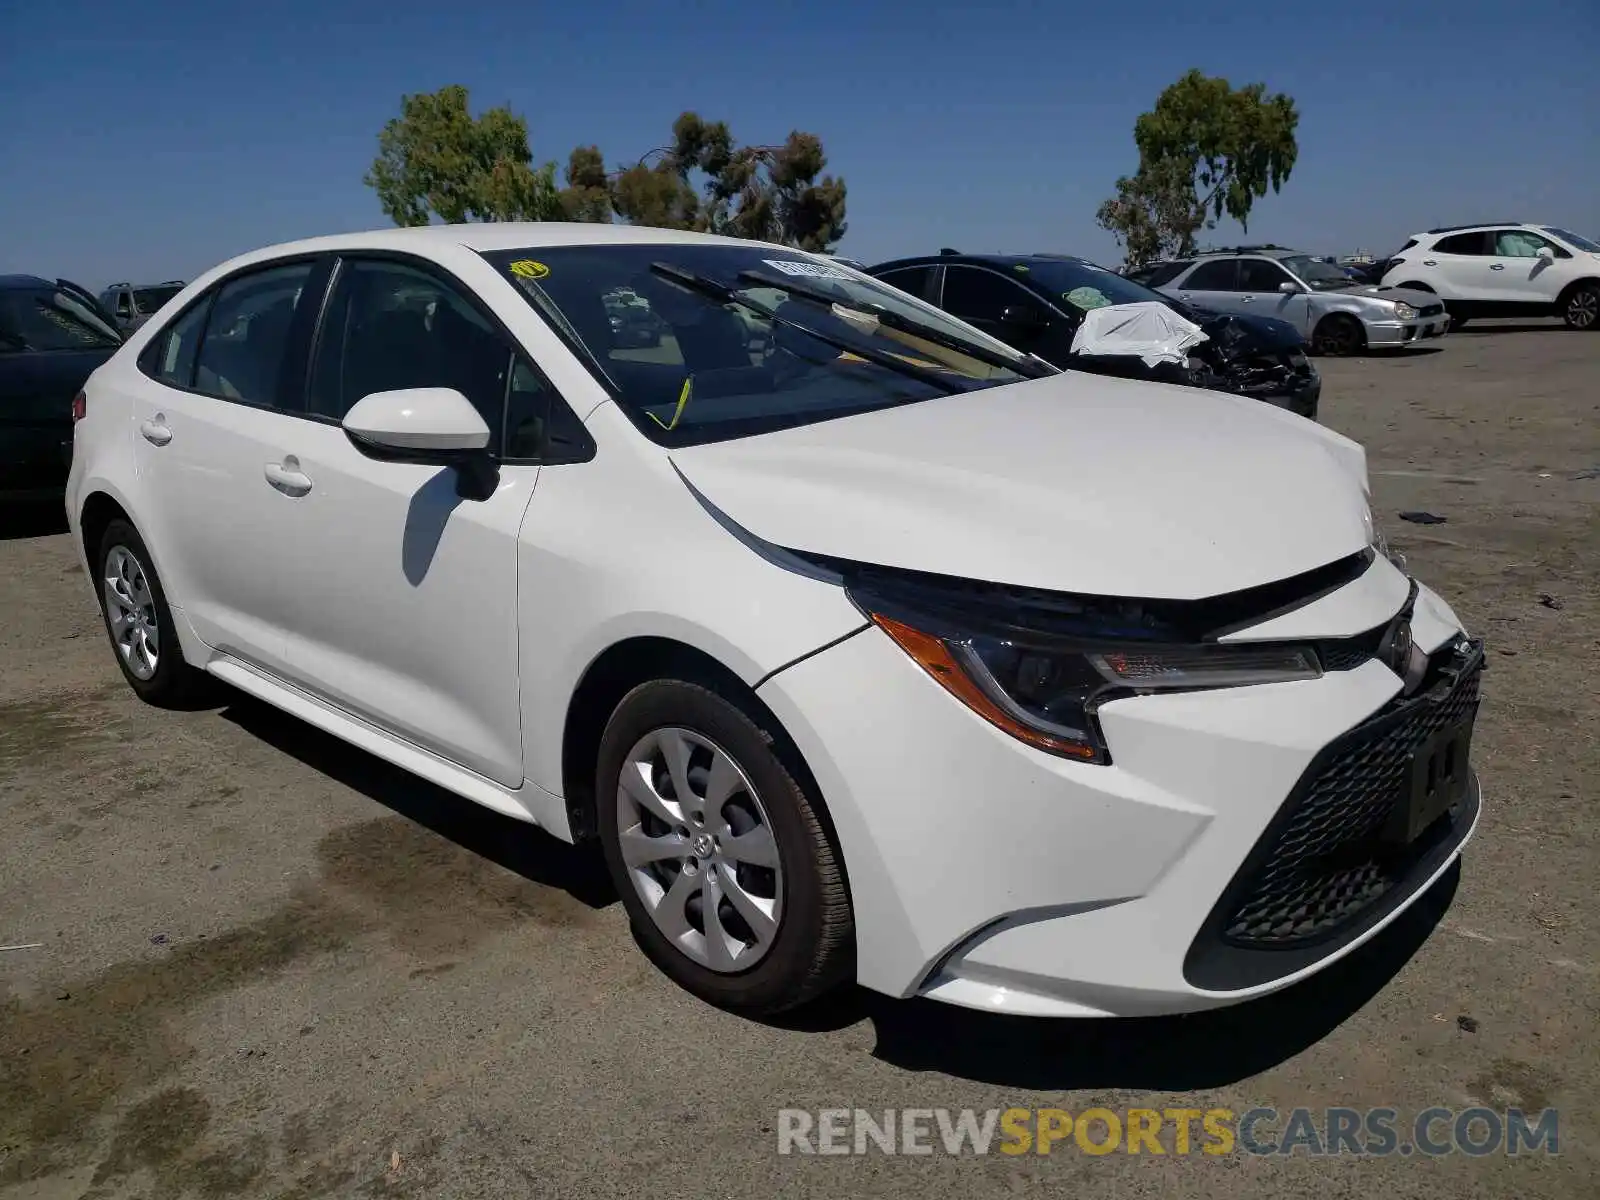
[1384, 714, 1475, 845]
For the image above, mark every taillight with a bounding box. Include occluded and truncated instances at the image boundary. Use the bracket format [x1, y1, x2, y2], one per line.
[71, 391, 86, 422]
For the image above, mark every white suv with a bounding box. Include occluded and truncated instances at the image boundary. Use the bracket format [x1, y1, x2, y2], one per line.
[67, 223, 1482, 1019]
[1380, 223, 1600, 330]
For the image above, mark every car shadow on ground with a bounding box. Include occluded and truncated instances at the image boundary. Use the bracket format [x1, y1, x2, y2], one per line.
[218, 693, 618, 911]
[0, 501, 69, 541]
[1358, 345, 1445, 358]
[215, 684, 1457, 1087]
[775, 862, 1460, 1090]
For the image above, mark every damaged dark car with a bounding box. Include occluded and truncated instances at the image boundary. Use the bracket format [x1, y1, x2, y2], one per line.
[866, 251, 1321, 419]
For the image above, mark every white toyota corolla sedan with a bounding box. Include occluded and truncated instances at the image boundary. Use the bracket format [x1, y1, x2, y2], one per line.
[66, 223, 1483, 1018]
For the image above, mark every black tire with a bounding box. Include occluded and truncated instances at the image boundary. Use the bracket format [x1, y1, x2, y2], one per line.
[1311, 313, 1366, 357]
[596, 679, 853, 1014]
[94, 518, 207, 706]
[1562, 283, 1599, 331]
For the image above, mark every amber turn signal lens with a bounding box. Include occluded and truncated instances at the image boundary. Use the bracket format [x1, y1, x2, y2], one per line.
[870, 613, 1098, 760]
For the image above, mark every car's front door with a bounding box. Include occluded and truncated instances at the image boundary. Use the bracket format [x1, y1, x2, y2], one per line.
[1168, 258, 1242, 315]
[1486, 228, 1568, 306]
[937, 265, 1072, 359]
[129, 258, 328, 680]
[1237, 258, 1314, 335]
[261, 254, 538, 787]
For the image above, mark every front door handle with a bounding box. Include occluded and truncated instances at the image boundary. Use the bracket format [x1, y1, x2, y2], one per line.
[1239, 295, 1254, 302]
[140, 417, 173, 446]
[264, 456, 313, 497]
[1422, 260, 1437, 267]
[1489, 263, 1505, 271]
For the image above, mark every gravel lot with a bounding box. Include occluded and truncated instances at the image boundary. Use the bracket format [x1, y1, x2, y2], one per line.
[2, 325, 1596, 1199]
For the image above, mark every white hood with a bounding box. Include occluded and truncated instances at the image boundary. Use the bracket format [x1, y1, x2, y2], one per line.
[669, 373, 1372, 601]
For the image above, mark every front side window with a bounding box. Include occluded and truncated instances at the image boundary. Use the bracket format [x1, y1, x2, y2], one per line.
[192, 262, 314, 407]
[0, 284, 122, 353]
[1278, 256, 1353, 292]
[484, 243, 1034, 447]
[1492, 229, 1557, 258]
[1180, 259, 1239, 290]
[1239, 258, 1297, 291]
[309, 259, 510, 451]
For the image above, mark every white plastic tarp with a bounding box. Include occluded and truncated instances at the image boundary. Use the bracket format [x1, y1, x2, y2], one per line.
[1069, 301, 1208, 367]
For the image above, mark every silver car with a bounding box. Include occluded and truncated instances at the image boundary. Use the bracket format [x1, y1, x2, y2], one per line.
[1155, 248, 1449, 355]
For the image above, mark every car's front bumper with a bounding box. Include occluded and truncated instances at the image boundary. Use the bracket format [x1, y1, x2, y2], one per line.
[756, 580, 1478, 1017]
[1365, 316, 1450, 346]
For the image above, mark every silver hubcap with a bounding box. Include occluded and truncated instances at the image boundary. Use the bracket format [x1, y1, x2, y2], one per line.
[616, 727, 783, 973]
[103, 545, 159, 680]
[1570, 290, 1598, 328]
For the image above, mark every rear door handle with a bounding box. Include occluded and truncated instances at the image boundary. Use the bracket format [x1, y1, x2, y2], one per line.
[1489, 264, 1505, 271]
[1422, 260, 1437, 267]
[264, 456, 313, 497]
[1239, 296, 1254, 303]
[139, 418, 172, 446]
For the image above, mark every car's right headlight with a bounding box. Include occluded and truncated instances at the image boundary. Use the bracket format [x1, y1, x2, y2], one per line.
[864, 607, 1321, 764]
[1392, 301, 1416, 320]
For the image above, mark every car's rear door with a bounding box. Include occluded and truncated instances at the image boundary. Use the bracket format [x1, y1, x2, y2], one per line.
[258, 253, 541, 787]
[129, 257, 330, 679]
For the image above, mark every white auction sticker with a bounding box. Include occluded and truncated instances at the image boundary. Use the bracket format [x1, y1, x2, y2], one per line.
[762, 259, 853, 280]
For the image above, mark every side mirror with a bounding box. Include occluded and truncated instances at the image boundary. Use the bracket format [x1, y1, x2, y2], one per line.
[343, 387, 490, 455]
[1277, 280, 1303, 294]
[1000, 303, 1047, 329]
[1536, 246, 1555, 262]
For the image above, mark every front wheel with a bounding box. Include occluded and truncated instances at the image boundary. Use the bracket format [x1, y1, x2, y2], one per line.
[95, 519, 206, 706]
[1563, 284, 1599, 330]
[596, 679, 853, 1014]
[1311, 314, 1366, 356]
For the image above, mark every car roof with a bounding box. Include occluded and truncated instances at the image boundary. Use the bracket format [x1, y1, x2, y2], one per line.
[868, 251, 1109, 273]
[1420, 222, 1528, 235]
[1191, 246, 1302, 260]
[0, 273, 55, 290]
[245, 222, 783, 261]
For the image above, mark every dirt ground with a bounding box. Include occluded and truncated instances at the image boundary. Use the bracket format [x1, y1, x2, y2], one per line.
[2, 324, 1596, 1198]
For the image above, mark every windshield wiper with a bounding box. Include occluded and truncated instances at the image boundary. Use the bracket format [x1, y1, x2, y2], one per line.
[649, 262, 961, 395]
[736, 269, 1056, 379]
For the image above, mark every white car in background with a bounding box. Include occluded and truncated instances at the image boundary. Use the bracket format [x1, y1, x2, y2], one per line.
[67, 223, 1482, 1018]
[1379, 223, 1600, 330]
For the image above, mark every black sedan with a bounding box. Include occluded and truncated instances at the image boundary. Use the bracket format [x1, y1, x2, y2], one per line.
[1, 275, 122, 501]
[867, 251, 1321, 419]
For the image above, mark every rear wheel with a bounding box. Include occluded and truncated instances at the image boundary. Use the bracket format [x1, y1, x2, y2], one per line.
[95, 519, 206, 706]
[596, 679, 853, 1014]
[1311, 313, 1365, 356]
[1563, 283, 1599, 330]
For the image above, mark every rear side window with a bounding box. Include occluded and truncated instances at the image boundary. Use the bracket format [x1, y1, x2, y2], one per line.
[873, 266, 935, 300]
[192, 263, 316, 407]
[1180, 259, 1239, 290]
[1432, 232, 1487, 255]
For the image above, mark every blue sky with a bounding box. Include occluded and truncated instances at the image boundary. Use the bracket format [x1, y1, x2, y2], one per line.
[2, 0, 1595, 290]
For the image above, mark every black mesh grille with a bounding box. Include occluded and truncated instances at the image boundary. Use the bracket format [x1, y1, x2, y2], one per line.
[1220, 645, 1481, 947]
[1418, 302, 1445, 317]
[1317, 625, 1386, 671]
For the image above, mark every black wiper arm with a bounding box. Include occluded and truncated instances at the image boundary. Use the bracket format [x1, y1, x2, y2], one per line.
[736, 269, 1056, 379]
[648, 262, 962, 395]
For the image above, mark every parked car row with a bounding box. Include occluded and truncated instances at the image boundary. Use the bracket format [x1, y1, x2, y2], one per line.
[98, 280, 186, 333]
[64, 222, 1484, 1020]
[1128, 222, 1600, 337]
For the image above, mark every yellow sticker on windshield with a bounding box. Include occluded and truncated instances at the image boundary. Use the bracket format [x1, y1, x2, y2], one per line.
[509, 259, 550, 280]
[649, 377, 694, 431]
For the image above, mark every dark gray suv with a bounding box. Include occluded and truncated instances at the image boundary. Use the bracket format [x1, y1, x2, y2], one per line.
[98, 280, 185, 333]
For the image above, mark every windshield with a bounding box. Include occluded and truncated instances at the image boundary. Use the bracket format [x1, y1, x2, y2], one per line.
[1015, 258, 1169, 311]
[1282, 256, 1356, 290]
[484, 243, 1031, 446]
[1545, 227, 1600, 252]
[133, 285, 183, 314]
[0, 285, 122, 352]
